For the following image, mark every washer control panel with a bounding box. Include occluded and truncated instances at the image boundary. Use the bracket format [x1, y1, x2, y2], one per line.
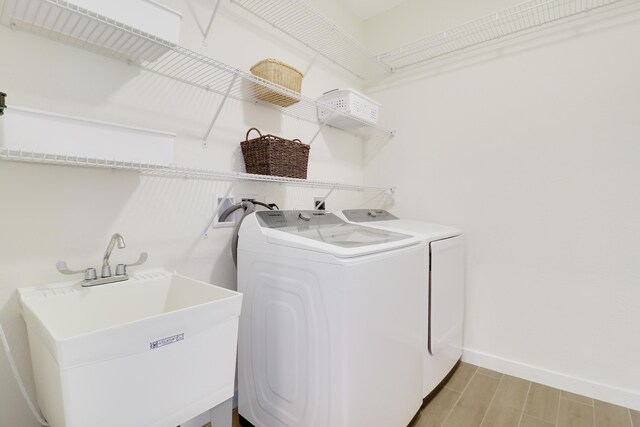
[256, 210, 342, 228]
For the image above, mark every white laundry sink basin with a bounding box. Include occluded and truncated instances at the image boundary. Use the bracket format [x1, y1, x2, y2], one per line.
[19, 268, 242, 427]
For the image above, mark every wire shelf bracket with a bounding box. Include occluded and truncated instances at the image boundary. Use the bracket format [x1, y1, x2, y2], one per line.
[308, 110, 336, 146]
[202, 0, 223, 41]
[314, 185, 336, 210]
[203, 73, 238, 146]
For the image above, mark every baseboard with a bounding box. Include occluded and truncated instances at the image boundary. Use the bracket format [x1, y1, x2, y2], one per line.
[462, 348, 640, 411]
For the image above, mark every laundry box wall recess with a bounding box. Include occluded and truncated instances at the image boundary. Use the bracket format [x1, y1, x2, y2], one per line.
[240, 128, 310, 179]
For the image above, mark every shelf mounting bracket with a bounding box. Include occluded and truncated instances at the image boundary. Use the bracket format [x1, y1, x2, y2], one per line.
[315, 185, 336, 210]
[203, 0, 223, 41]
[309, 111, 336, 145]
[203, 73, 238, 146]
[303, 53, 319, 77]
[202, 182, 235, 239]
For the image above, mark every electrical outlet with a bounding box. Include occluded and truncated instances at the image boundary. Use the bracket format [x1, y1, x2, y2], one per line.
[213, 194, 239, 228]
[314, 197, 326, 210]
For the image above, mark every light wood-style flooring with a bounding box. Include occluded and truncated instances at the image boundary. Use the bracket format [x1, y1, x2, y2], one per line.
[411, 362, 639, 427]
[231, 362, 639, 427]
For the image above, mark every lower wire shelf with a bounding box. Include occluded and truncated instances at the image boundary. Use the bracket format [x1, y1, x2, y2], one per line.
[0, 148, 394, 193]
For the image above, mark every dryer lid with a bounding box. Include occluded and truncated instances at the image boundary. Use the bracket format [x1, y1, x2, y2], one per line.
[339, 209, 462, 241]
[342, 209, 398, 222]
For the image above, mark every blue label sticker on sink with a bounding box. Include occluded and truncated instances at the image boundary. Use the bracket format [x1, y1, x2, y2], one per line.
[150, 333, 184, 350]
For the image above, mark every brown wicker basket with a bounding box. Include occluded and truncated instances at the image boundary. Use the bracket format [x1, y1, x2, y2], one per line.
[250, 59, 303, 108]
[241, 128, 310, 179]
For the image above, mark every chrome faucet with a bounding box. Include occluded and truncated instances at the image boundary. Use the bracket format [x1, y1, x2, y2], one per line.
[56, 233, 148, 287]
[102, 233, 126, 278]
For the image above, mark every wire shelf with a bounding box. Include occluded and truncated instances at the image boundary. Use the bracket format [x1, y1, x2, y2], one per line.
[378, 0, 625, 70]
[144, 45, 395, 141]
[0, 0, 395, 143]
[229, 0, 391, 80]
[0, 0, 176, 62]
[0, 148, 394, 192]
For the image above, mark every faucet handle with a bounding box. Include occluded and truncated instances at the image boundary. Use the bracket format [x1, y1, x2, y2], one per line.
[84, 268, 97, 281]
[123, 252, 149, 271]
[115, 264, 127, 276]
[127, 252, 148, 267]
[56, 261, 85, 275]
[101, 265, 112, 278]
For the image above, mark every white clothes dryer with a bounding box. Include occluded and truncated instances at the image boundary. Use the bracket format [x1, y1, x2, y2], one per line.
[237, 210, 426, 427]
[338, 209, 465, 399]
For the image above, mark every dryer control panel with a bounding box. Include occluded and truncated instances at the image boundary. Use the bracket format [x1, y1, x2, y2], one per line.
[342, 209, 398, 223]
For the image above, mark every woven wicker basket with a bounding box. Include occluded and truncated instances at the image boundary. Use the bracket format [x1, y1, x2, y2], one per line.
[250, 59, 303, 108]
[240, 128, 311, 179]
[241, 128, 310, 179]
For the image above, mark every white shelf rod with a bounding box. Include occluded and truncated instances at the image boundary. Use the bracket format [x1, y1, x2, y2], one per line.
[203, 73, 238, 144]
[314, 185, 336, 210]
[0, 148, 394, 193]
[203, 0, 223, 40]
[308, 110, 335, 146]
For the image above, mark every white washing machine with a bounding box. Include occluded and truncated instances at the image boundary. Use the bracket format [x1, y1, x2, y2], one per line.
[338, 209, 465, 399]
[237, 210, 426, 427]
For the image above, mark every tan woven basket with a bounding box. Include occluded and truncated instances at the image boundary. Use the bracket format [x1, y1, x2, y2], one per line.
[241, 128, 310, 179]
[250, 59, 303, 108]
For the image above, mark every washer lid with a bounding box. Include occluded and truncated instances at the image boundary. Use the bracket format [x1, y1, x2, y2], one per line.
[256, 210, 420, 257]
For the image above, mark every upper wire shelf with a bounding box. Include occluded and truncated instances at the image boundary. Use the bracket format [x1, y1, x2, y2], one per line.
[229, 0, 391, 81]
[0, 0, 395, 144]
[378, 0, 625, 70]
[0, 148, 393, 193]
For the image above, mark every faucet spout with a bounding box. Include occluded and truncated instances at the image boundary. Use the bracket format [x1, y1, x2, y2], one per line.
[101, 234, 126, 277]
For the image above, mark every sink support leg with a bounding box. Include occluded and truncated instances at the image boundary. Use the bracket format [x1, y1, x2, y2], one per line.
[209, 398, 233, 427]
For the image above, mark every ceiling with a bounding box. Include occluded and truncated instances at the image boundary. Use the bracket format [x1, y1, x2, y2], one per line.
[342, 0, 413, 20]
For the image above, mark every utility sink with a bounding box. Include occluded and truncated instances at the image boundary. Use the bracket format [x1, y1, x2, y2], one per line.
[19, 268, 242, 427]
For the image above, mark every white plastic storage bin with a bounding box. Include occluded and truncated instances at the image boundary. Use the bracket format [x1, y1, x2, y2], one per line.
[0, 106, 175, 166]
[4, 0, 181, 61]
[317, 88, 380, 130]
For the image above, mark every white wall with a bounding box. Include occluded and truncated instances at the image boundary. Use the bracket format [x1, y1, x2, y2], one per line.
[3, 0, 639, 424]
[364, 0, 640, 410]
[0, 1, 377, 426]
